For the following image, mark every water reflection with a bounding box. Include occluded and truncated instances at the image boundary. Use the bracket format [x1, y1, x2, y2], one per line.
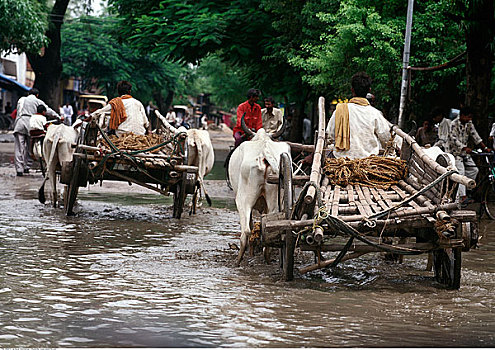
[0, 177, 494, 347]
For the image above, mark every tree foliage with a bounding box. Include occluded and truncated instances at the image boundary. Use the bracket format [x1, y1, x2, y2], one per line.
[61, 16, 187, 103]
[0, 0, 48, 53]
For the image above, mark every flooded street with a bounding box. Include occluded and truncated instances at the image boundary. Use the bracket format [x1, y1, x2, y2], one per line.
[0, 158, 494, 347]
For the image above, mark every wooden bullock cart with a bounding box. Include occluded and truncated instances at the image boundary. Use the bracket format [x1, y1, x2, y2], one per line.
[60, 114, 198, 218]
[262, 97, 478, 289]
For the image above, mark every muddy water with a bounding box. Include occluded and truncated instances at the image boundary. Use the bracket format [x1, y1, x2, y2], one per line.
[0, 171, 494, 347]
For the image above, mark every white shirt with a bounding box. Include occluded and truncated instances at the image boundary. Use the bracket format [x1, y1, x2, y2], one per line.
[433, 117, 452, 150]
[261, 107, 283, 134]
[29, 114, 47, 131]
[166, 111, 176, 124]
[96, 97, 149, 136]
[62, 105, 73, 118]
[490, 122, 495, 149]
[326, 103, 391, 159]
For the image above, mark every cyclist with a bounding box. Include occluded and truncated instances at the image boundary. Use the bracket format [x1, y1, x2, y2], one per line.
[447, 106, 492, 203]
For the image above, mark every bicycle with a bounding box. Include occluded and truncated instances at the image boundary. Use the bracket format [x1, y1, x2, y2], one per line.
[471, 150, 495, 220]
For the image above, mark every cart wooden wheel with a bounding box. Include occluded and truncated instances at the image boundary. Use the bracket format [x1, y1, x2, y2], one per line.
[432, 227, 461, 289]
[278, 152, 295, 281]
[173, 173, 187, 219]
[64, 126, 85, 216]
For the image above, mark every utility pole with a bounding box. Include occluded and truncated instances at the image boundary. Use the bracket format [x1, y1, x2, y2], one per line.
[397, 0, 414, 129]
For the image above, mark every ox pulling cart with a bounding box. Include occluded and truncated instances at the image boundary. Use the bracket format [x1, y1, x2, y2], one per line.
[60, 114, 198, 218]
[262, 97, 478, 289]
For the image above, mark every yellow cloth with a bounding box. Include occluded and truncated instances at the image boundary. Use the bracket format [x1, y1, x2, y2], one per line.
[334, 97, 370, 151]
[109, 94, 132, 130]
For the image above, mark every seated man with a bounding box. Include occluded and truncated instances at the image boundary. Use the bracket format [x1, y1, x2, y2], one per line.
[91, 80, 150, 136]
[29, 105, 50, 158]
[326, 72, 391, 159]
[415, 119, 438, 147]
[447, 106, 491, 202]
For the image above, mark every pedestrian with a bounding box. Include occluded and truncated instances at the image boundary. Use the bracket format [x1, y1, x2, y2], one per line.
[415, 119, 437, 147]
[4, 101, 12, 114]
[62, 102, 74, 126]
[431, 107, 451, 151]
[261, 96, 283, 134]
[233, 88, 262, 148]
[302, 113, 312, 144]
[447, 106, 492, 203]
[326, 71, 391, 159]
[13, 88, 61, 176]
[90, 80, 150, 136]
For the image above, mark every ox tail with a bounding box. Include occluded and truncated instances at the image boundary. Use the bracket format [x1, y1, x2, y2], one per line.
[38, 132, 61, 204]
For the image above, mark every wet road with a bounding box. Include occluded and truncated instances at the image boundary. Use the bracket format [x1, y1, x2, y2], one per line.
[0, 165, 494, 347]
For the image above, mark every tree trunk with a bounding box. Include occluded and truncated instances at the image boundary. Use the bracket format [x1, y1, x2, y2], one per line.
[464, 0, 494, 140]
[26, 0, 70, 110]
[288, 87, 310, 143]
[153, 90, 174, 115]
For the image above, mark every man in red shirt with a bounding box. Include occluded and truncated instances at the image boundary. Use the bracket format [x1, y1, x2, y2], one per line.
[233, 88, 262, 147]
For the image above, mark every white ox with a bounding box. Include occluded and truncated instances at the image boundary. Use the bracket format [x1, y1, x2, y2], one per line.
[155, 110, 214, 210]
[38, 121, 81, 206]
[186, 128, 215, 211]
[228, 118, 289, 265]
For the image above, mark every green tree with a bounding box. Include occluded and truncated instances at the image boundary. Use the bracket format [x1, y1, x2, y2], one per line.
[0, 0, 48, 53]
[61, 16, 187, 111]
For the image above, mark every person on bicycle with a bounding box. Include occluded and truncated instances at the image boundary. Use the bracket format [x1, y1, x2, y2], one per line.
[447, 106, 492, 202]
[233, 88, 262, 148]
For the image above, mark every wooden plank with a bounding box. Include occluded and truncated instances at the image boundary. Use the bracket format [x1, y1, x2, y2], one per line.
[391, 184, 421, 209]
[362, 186, 381, 213]
[325, 185, 334, 208]
[369, 187, 389, 211]
[331, 186, 341, 217]
[378, 188, 395, 207]
[354, 185, 373, 217]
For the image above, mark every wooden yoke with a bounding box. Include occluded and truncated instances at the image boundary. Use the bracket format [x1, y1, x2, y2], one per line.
[304, 96, 326, 204]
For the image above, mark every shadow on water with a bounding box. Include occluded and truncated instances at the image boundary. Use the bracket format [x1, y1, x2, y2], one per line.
[0, 172, 494, 347]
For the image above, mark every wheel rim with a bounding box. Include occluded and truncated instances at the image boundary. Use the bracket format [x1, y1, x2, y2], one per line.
[484, 182, 495, 220]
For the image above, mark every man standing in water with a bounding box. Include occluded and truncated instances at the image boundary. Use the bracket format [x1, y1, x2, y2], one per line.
[233, 88, 262, 148]
[13, 88, 61, 176]
[326, 72, 391, 159]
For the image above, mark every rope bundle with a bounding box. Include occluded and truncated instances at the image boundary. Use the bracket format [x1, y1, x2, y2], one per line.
[323, 155, 408, 189]
[104, 133, 166, 153]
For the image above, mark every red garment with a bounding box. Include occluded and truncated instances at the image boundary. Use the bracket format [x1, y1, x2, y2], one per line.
[11, 109, 17, 119]
[233, 100, 262, 136]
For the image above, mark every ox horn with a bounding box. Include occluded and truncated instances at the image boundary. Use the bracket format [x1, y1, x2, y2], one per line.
[240, 113, 255, 137]
[270, 117, 286, 139]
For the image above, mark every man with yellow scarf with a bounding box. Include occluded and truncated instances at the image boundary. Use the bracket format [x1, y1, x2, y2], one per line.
[326, 72, 391, 159]
[91, 81, 150, 136]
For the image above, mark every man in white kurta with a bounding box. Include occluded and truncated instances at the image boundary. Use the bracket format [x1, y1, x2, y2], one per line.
[91, 81, 149, 136]
[326, 72, 390, 159]
[326, 104, 391, 159]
